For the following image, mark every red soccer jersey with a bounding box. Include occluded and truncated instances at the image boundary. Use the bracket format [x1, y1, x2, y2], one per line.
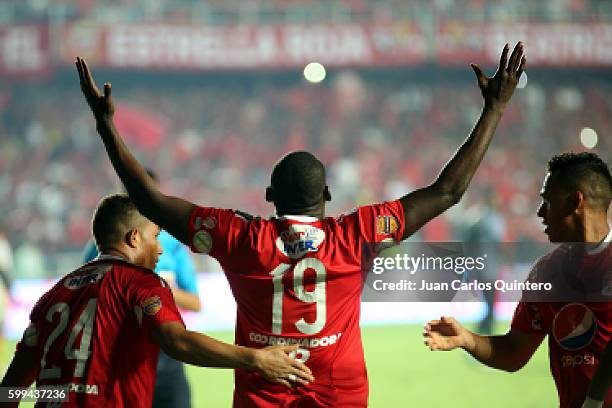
[17, 255, 184, 408]
[187, 201, 405, 407]
[511, 235, 612, 408]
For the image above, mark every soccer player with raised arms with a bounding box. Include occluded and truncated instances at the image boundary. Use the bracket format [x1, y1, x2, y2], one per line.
[76, 42, 525, 407]
[424, 152, 612, 408]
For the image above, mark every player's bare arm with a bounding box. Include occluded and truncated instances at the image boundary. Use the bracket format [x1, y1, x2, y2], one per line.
[76, 57, 194, 245]
[151, 321, 314, 388]
[399, 42, 526, 240]
[171, 287, 201, 312]
[423, 316, 544, 372]
[0, 334, 39, 408]
[0, 349, 37, 389]
[582, 340, 612, 408]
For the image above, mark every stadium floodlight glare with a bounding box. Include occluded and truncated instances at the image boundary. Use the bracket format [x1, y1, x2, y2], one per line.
[579, 127, 598, 149]
[304, 62, 326, 83]
[517, 72, 528, 89]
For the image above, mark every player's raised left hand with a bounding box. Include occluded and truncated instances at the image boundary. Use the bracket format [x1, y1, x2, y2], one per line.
[472, 41, 526, 110]
[253, 344, 314, 388]
[423, 316, 471, 351]
[75, 56, 114, 122]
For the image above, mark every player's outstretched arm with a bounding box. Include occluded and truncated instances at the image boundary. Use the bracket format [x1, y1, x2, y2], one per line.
[423, 316, 543, 372]
[399, 42, 525, 240]
[581, 340, 612, 408]
[152, 321, 314, 388]
[75, 57, 194, 245]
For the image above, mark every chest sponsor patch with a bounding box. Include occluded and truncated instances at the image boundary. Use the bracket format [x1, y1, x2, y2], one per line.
[552, 303, 597, 351]
[276, 224, 325, 259]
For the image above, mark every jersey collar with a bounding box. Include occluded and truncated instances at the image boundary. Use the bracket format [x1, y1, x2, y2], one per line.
[95, 254, 132, 264]
[276, 214, 319, 223]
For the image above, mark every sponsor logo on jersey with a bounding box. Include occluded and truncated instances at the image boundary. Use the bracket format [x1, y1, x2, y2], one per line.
[376, 215, 398, 235]
[142, 296, 162, 316]
[249, 331, 342, 348]
[276, 224, 325, 259]
[194, 216, 203, 229]
[552, 303, 597, 351]
[66, 383, 99, 395]
[64, 266, 109, 290]
[193, 230, 213, 253]
[562, 353, 595, 367]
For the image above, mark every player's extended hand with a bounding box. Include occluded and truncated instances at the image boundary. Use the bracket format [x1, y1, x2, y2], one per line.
[253, 344, 314, 388]
[75, 56, 114, 121]
[471, 42, 526, 109]
[423, 316, 470, 351]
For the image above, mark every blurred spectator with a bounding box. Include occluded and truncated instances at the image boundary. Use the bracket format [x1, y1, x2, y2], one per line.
[463, 188, 506, 334]
[1, 0, 610, 23]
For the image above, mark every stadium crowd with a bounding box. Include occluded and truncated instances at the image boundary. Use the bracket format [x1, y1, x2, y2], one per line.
[2, 0, 611, 24]
[1, 70, 609, 278]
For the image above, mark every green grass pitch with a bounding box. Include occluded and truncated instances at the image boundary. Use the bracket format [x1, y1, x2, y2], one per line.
[1, 324, 557, 407]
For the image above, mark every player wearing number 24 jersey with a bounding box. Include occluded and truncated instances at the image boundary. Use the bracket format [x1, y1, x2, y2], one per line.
[76, 41, 524, 406]
[0, 195, 313, 407]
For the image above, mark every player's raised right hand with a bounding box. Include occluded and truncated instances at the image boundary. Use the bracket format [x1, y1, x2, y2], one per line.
[75, 56, 115, 122]
[253, 344, 314, 388]
[471, 41, 526, 110]
[423, 316, 470, 351]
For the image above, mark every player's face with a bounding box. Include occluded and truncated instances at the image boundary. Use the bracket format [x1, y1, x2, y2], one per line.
[138, 221, 163, 270]
[537, 172, 578, 243]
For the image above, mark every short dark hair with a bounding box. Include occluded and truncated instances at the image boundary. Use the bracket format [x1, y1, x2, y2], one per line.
[92, 194, 147, 250]
[547, 152, 612, 210]
[271, 151, 326, 211]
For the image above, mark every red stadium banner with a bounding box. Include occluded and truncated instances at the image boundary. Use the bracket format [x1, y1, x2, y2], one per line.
[0, 25, 50, 77]
[29, 22, 612, 71]
[62, 23, 428, 69]
[437, 22, 612, 68]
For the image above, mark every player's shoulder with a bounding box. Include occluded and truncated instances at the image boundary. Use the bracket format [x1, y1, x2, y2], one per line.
[332, 200, 403, 229]
[528, 244, 571, 281]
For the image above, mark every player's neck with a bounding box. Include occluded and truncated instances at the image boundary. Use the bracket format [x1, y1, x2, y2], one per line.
[581, 215, 609, 243]
[100, 247, 133, 263]
[575, 215, 611, 255]
[276, 204, 325, 219]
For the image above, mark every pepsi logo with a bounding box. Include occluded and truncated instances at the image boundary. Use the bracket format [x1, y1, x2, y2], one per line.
[552, 303, 597, 351]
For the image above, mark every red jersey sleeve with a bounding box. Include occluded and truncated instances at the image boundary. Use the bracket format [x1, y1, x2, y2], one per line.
[126, 269, 185, 339]
[354, 200, 405, 244]
[511, 302, 545, 333]
[15, 289, 53, 353]
[187, 206, 250, 261]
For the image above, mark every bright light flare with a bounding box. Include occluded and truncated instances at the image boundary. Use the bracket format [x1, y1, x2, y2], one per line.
[303, 62, 326, 83]
[580, 127, 598, 149]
